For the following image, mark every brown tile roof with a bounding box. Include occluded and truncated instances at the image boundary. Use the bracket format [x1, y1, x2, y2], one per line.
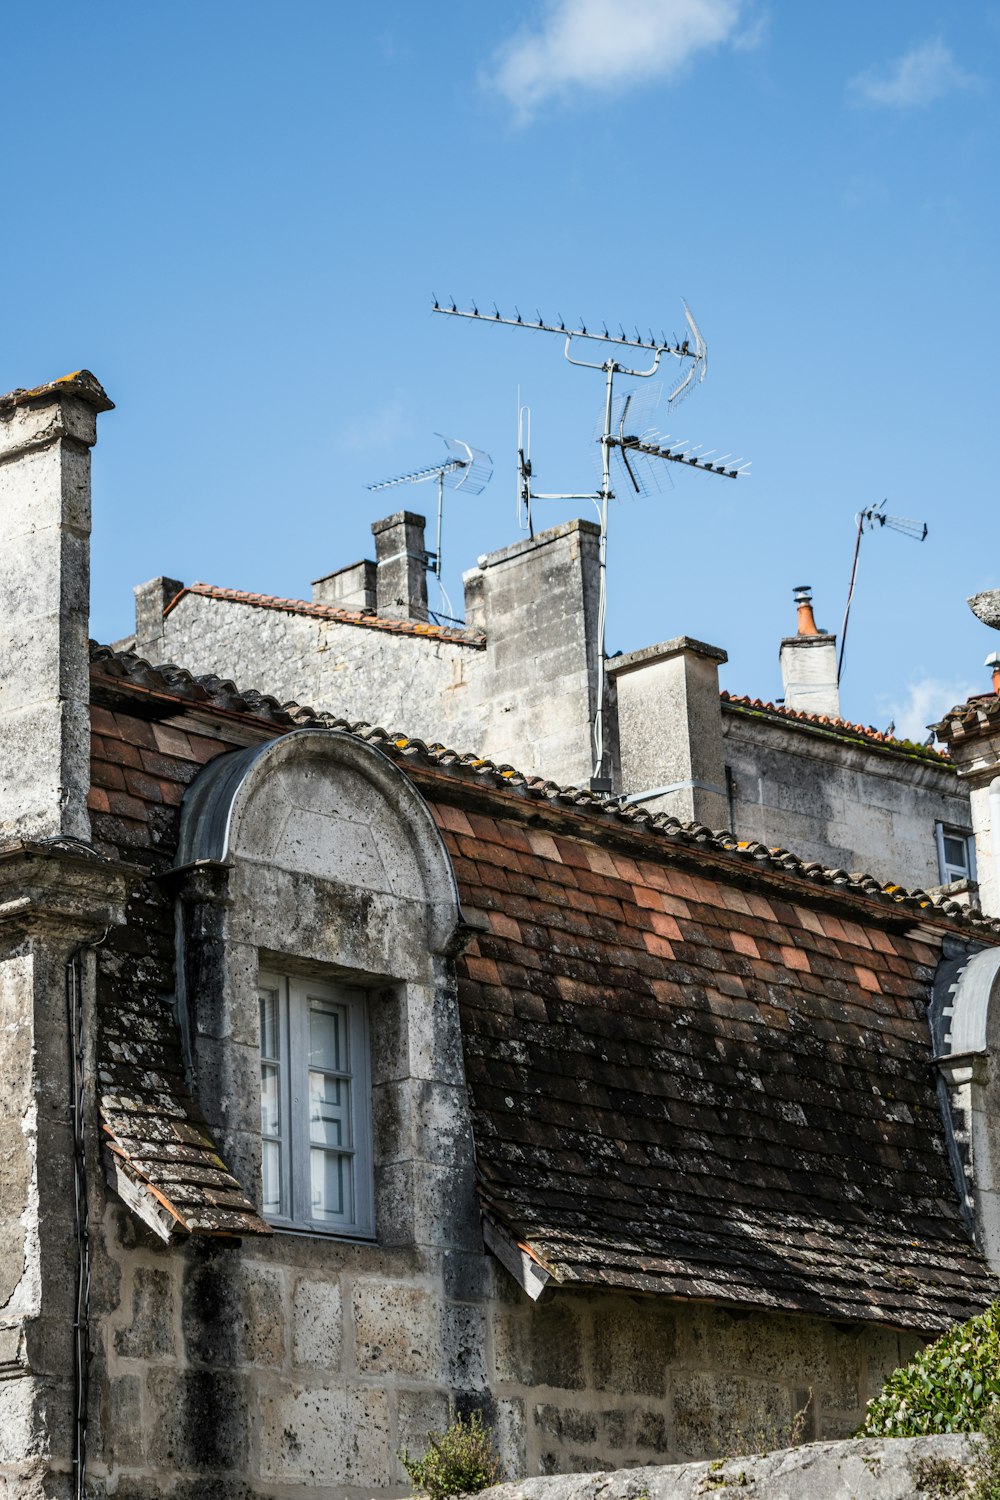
[435, 803, 996, 1332]
[87, 644, 999, 1319]
[100, 1013, 270, 1240]
[722, 692, 951, 765]
[163, 582, 485, 647]
[933, 692, 1000, 742]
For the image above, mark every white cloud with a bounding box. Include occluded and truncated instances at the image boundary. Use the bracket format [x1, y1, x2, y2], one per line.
[881, 676, 979, 744]
[339, 395, 414, 455]
[849, 38, 978, 109]
[488, 0, 749, 122]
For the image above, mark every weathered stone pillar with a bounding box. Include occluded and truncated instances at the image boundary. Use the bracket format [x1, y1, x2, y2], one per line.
[0, 845, 132, 1496]
[609, 636, 729, 827]
[0, 371, 114, 845]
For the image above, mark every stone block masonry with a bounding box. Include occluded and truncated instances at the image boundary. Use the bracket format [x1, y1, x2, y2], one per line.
[475, 1434, 980, 1500]
[91, 1226, 925, 1495]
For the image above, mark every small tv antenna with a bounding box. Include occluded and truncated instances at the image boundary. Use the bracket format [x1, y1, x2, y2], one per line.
[436, 297, 747, 789]
[839, 500, 928, 681]
[367, 435, 492, 620]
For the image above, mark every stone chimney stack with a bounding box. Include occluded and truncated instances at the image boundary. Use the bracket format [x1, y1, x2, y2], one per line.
[609, 637, 729, 827]
[0, 371, 114, 844]
[464, 519, 603, 789]
[373, 511, 429, 621]
[312, 560, 377, 613]
[779, 585, 840, 718]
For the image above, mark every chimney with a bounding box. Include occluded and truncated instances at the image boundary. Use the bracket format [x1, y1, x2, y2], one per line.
[0, 371, 113, 844]
[609, 637, 729, 826]
[372, 511, 429, 621]
[779, 585, 840, 718]
[134, 575, 184, 660]
[987, 652, 1000, 698]
[312, 560, 377, 613]
[465, 519, 603, 789]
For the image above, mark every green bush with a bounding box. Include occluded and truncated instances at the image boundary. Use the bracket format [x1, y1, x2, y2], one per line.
[400, 1411, 506, 1500]
[861, 1302, 1000, 1438]
[971, 1406, 1000, 1500]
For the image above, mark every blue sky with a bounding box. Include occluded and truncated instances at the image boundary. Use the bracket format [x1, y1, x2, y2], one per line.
[4, 2, 998, 741]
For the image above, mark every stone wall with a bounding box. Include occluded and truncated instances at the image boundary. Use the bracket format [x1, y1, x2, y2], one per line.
[89, 1223, 924, 1497]
[723, 712, 971, 890]
[136, 518, 604, 792]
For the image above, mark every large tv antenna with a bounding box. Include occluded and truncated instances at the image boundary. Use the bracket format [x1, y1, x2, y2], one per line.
[435, 297, 748, 790]
[367, 435, 492, 620]
[839, 500, 928, 682]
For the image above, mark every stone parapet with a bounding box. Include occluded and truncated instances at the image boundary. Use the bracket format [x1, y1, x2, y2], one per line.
[476, 1433, 980, 1500]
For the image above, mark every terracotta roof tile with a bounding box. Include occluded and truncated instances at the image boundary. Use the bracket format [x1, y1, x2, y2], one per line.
[86, 644, 999, 1319]
[165, 582, 486, 648]
[722, 691, 951, 763]
[933, 691, 1000, 742]
[88, 642, 995, 934]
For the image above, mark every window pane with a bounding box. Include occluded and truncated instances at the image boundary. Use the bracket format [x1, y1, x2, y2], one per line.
[259, 989, 280, 1059]
[261, 1062, 280, 1137]
[262, 1139, 282, 1216]
[311, 1147, 353, 1223]
[309, 1002, 346, 1072]
[943, 836, 968, 870]
[309, 1070, 351, 1148]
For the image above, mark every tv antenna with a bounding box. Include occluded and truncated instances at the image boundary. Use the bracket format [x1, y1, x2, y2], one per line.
[367, 435, 492, 621]
[435, 297, 748, 790]
[839, 500, 928, 682]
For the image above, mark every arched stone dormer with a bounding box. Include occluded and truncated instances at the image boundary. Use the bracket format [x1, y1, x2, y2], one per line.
[933, 945, 1000, 1270]
[172, 729, 478, 1252]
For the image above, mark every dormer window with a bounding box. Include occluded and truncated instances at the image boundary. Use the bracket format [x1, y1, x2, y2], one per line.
[258, 969, 374, 1237]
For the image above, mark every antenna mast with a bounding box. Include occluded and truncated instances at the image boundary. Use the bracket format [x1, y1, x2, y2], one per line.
[434, 298, 748, 791]
[838, 500, 928, 682]
[367, 435, 492, 622]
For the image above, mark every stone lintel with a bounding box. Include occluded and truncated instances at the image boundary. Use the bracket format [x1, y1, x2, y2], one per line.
[608, 636, 728, 677]
[0, 840, 140, 939]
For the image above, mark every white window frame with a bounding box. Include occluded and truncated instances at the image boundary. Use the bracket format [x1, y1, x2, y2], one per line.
[258, 969, 374, 1238]
[935, 823, 977, 886]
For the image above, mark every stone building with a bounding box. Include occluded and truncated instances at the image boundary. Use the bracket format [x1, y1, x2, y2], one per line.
[128, 516, 974, 903]
[2, 370, 1000, 1498]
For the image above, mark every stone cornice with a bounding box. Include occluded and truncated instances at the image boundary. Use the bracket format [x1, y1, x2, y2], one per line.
[0, 839, 141, 939]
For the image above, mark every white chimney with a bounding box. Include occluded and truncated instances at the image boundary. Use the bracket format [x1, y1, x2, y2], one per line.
[779, 585, 840, 718]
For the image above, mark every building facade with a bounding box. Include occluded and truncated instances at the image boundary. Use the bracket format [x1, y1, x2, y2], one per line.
[128, 517, 974, 903]
[1, 372, 999, 1497]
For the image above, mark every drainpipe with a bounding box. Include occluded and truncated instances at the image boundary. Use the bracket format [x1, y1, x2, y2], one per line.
[67, 930, 109, 1500]
[990, 776, 1000, 918]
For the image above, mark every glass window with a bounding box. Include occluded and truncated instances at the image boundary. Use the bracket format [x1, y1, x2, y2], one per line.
[935, 824, 976, 886]
[257, 971, 373, 1236]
